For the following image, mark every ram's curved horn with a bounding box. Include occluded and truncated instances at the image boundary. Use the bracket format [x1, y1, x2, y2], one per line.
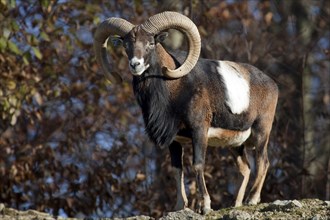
[141, 11, 201, 78]
[94, 18, 135, 83]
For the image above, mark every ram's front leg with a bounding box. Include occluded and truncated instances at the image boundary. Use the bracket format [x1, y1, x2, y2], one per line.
[169, 141, 188, 210]
[192, 126, 212, 214]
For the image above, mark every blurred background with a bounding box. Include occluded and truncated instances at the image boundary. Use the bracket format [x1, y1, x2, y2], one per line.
[0, 0, 329, 218]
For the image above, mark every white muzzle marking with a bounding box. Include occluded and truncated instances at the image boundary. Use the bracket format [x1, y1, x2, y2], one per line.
[129, 57, 149, 76]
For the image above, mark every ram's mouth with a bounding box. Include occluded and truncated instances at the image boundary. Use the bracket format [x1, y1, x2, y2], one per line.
[129, 64, 150, 76]
[129, 57, 150, 76]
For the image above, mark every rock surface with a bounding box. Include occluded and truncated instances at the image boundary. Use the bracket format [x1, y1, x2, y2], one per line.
[1, 199, 329, 219]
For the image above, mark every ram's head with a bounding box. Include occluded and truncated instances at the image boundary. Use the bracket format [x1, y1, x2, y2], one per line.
[93, 11, 201, 83]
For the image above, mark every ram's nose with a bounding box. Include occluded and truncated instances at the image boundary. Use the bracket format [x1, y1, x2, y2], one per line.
[130, 61, 141, 69]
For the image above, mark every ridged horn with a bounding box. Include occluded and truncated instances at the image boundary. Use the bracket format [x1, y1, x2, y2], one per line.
[94, 18, 135, 83]
[140, 11, 201, 78]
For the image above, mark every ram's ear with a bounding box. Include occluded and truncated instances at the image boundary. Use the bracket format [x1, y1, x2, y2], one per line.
[155, 32, 168, 43]
[110, 36, 123, 47]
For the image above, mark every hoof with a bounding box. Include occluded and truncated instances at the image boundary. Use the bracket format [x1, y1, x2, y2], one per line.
[202, 207, 213, 215]
[246, 197, 260, 205]
[196, 198, 212, 215]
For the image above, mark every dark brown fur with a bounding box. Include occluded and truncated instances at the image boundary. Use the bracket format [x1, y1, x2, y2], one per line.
[122, 28, 278, 213]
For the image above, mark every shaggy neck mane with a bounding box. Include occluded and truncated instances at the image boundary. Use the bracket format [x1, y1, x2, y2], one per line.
[133, 44, 179, 148]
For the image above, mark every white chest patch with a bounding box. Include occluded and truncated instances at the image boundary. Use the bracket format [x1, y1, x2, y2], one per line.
[217, 61, 250, 114]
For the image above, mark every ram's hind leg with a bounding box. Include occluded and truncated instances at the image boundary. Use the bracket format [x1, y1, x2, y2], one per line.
[247, 136, 269, 205]
[247, 119, 272, 205]
[230, 145, 251, 207]
[169, 141, 188, 210]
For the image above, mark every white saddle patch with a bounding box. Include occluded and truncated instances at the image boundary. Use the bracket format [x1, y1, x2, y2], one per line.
[217, 61, 250, 114]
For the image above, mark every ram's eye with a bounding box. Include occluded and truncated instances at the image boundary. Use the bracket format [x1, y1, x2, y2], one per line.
[149, 42, 155, 48]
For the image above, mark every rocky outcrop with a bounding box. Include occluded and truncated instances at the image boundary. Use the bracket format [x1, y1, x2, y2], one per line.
[156, 199, 330, 220]
[1, 199, 329, 219]
[0, 203, 57, 220]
